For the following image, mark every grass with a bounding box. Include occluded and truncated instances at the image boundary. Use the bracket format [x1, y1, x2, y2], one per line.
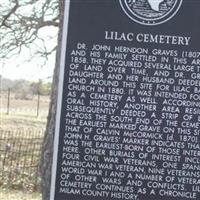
[0, 188, 41, 200]
[1, 94, 50, 110]
[0, 96, 49, 198]
[0, 95, 49, 129]
[0, 126, 43, 192]
[0, 113, 47, 129]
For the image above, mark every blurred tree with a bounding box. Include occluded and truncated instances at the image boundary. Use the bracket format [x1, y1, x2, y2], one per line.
[13, 79, 30, 91]
[42, 82, 52, 95]
[30, 81, 40, 94]
[0, 77, 15, 91]
[1, 77, 51, 96]
[0, 0, 65, 199]
[30, 80, 52, 95]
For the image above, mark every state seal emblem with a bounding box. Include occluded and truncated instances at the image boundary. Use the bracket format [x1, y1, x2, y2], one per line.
[119, 0, 183, 25]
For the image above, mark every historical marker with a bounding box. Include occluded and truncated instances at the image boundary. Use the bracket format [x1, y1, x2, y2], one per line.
[51, 1, 200, 200]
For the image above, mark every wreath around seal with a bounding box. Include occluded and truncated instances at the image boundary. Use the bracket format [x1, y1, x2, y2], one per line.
[119, 0, 183, 25]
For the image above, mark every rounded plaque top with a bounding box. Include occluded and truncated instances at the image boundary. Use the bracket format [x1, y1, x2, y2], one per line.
[119, 0, 183, 25]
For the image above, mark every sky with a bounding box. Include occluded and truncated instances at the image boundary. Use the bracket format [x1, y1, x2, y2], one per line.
[0, 25, 58, 83]
[0, 52, 55, 82]
[0, 26, 58, 83]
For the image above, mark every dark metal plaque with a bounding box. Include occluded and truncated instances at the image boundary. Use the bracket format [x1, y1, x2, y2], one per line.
[51, 1, 200, 200]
